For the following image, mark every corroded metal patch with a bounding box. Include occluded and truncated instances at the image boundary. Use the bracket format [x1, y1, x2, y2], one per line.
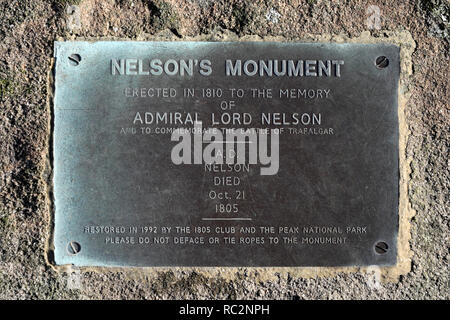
[53, 41, 399, 266]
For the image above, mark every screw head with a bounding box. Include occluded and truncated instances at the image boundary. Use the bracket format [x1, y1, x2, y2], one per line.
[68, 54, 81, 66]
[67, 241, 81, 255]
[375, 241, 389, 254]
[375, 56, 389, 69]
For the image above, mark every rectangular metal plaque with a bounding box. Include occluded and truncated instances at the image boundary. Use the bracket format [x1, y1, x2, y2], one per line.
[53, 41, 399, 267]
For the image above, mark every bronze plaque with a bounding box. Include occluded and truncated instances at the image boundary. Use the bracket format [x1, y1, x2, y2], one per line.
[53, 42, 399, 266]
